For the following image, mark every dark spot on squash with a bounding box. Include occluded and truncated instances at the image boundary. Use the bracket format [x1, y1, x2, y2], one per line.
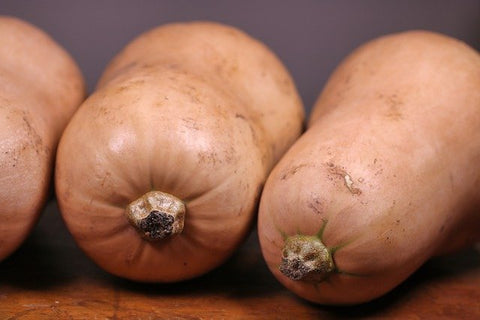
[139, 211, 174, 240]
[308, 197, 324, 215]
[280, 257, 309, 280]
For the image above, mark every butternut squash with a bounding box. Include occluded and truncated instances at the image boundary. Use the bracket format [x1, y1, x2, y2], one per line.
[258, 30, 480, 304]
[55, 21, 304, 282]
[0, 16, 85, 261]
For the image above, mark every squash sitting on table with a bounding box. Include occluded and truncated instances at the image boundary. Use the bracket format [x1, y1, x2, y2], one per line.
[258, 30, 480, 305]
[55, 21, 304, 282]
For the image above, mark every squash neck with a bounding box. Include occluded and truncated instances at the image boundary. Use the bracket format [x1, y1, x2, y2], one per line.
[125, 191, 185, 241]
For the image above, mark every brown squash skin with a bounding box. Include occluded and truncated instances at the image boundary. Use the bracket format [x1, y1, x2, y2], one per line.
[0, 16, 85, 262]
[55, 21, 304, 282]
[258, 30, 480, 305]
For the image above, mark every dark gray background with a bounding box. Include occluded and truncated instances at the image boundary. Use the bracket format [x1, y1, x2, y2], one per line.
[1, 0, 479, 114]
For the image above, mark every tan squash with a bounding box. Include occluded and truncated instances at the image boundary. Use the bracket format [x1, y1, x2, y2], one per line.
[258, 30, 480, 304]
[55, 21, 304, 282]
[0, 16, 85, 261]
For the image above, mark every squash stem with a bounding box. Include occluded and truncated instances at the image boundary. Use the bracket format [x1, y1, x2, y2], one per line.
[279, 235, 335, 282]
[125, 191, 185, 241]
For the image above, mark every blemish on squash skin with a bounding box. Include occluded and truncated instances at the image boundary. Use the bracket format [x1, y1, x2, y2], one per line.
[326, 162, 362, 195]
[100, 172, 111, 188]
[0, 110, 50, 171]
[236, 113, 258, 145]
[117, 85, 129, 92]
[280, 164, 309, 180]
[308, 197, 324, 215]
[383, 93, 404, 120]
[235, 113, 246, 120]
[197, 151, 219, 166]
[181, 117, 200, 131]
[21, 113, 47, 156]
[116, 79, 146, 93]
[183, 84, 202, 103]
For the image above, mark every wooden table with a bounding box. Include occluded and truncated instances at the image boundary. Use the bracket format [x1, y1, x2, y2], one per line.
[1, 200, 479, 319]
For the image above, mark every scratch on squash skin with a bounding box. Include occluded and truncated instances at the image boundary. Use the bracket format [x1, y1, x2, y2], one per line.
[280, 163, 312, 181]
[326, 162, 362, 195]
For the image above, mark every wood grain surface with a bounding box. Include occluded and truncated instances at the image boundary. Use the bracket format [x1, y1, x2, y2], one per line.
[1, 200, 479, 319]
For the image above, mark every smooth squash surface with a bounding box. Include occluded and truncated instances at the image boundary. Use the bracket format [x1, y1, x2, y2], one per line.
[0, 16, 85, 261]
[258, 31, 480, 304]
[55, 21, 304, 282]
